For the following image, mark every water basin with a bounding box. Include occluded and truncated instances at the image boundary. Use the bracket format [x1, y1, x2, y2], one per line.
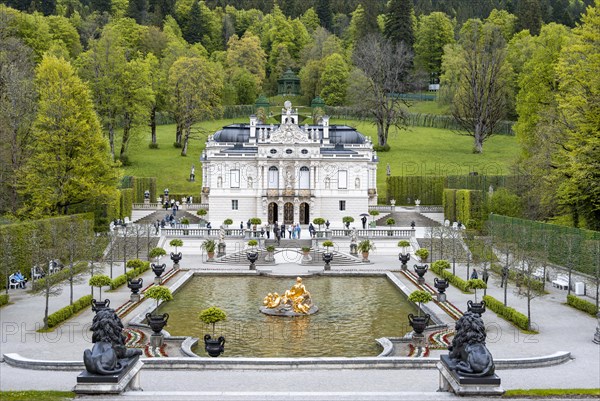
[158, 275, 416, 357]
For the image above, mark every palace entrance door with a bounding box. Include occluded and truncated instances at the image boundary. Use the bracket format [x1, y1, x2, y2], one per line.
[299, 202, 309, 224]
[268, 203, 278, 224]
[283, 202, 294, 224]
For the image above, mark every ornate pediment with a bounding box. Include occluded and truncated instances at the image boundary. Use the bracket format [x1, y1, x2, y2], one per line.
[269, 123, 311, 144]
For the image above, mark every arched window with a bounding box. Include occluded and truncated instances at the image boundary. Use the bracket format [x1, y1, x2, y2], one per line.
[299, 166, 310, 189]
[268, 166, 279, 188]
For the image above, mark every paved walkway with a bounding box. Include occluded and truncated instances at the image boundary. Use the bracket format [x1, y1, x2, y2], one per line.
[1, 235, 599, 398]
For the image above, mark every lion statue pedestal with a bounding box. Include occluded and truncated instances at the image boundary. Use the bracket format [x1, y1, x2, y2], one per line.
[437, 311, 504, 396]
[75, 309, 144, 395]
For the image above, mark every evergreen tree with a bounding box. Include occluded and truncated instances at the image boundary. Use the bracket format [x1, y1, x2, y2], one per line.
[316, 0, 333, 31]
[183, 0, 204, 44]
[384, 0, 415, 49]
[127, 0, 149, 25]
[517, 0, 542, 35]
[19, 56, 117, 217]
[90, 0, 112, 13]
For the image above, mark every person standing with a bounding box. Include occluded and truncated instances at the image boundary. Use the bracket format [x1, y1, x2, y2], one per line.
[240, 221, 244, 230]
[206, 222, 212, 236]
[273, 223, 280, 245]
[288, 224, 293, 239]
[280, 223, 286, 239]
[265, 224, 271, 239]
[296, 223, 301, 239]
[471, 269, 478, 280]
[309, 223, 315, 238]
[361, 215, 367, 229]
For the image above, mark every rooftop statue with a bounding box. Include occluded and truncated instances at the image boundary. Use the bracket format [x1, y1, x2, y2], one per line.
[261, 277, 318, 316]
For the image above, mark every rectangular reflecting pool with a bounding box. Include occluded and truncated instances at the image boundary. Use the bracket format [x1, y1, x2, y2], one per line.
[158, 275, 416, 357]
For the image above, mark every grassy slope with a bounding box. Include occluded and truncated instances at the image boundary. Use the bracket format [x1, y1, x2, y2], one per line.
[122, 116, 519, 199]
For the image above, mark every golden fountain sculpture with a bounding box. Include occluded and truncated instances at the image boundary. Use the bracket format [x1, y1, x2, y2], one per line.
[260, 277, 318, 316]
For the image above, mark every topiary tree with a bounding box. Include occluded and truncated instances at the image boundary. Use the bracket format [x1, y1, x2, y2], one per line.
[197, 209, 207, 217]
[415, 248, 429, 261]
[386, 218, 396, 227]
[313, 217, 325, 230]
[322, 240, 334, 252]
[467, 279, 487, 302]
[223, 218, 233, 226]
[126, 259, 145, 270]
[408, 290, 433, 317]
[247, 239, 258, 248]
[89, 275, 112, 301]
[149, 247, 167, 261]
[342, 216, 354, 228]
[198, 306, 227, 336]
[144, 285, 173, 313]
[249, 217, 262, 225]
[169, 239, 183, 254]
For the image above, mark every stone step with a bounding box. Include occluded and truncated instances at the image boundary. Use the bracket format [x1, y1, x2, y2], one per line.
[134, 210, 205, 225]
[214, 247, 362, 266]
[375, 211, 440, 228]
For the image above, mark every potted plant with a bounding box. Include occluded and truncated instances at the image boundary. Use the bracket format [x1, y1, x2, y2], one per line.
[247, 239, 259, 270]
[415, 248, 429, 263]
[397, 240, 411, 270]
[357, 240, 375, 262]
[201, 239, 216, 261]
[386, 218, 396, 235]
[180, 218, 190, 235]
[368, 210, 379, 228]
[250, 217, 262, 231]
[407, 290, 432, 335]
[199, 306, 227, 357]
[149, 247, 167, 263]
[265, 245, 275, 262]
[342, 216, 354, 233]
[301, 246, 311, 256]
[466, 279, 487, 315]
[144, 285, 173, 346]
[223, 218, 233, 228]
[322, 240, 334, 270]
[313, 217, 325, 236]
[89, 275, 112, 312]
[197, 209, 207, 218]
[169, 239, 183, 268]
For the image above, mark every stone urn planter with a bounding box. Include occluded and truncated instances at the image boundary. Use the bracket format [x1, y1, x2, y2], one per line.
[399, 253, 410, 270]
[408, 313, 431, 335]
[151, 263, 166, 285]
[146, 312, 169, 346]
[414, 264, 429, 284]
[322, 252, 333, 271]
[204, 334, 225, 357]
[434, 278, 449, 302]
[127, 278, 143, 302]
[467, 300, 486, 315]
[91, 298, 110, 313]
[247, 251, 258, 270]
[170, 252, 182, 269]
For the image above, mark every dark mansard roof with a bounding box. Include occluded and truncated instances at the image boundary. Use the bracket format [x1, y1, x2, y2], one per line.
[212, 124, 366, 145]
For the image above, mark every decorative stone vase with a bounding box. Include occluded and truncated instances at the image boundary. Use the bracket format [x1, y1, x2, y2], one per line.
[204, 334, 225, 357]
[414, 264, 429, 284]
[146, 313, 169, 335]
[399, 253, 410, 270]
[247, 251, 258, 270]
[408, 313, 430, 335]
[362, 252, 370, 263]
[217, 242, 226, 258]
[91, 298, 110, 313]
[467, 300, 486, 315]
[127, 278, 143, 302]
[322, 252, 333, 271]
[264, 251, 275, 263]
[151, 263, 166, 284]
[434, 278, 449, 302]
[170, 252, 182, 269]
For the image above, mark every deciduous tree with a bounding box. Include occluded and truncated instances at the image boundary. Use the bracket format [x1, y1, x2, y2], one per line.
[319, 53, 348, 106]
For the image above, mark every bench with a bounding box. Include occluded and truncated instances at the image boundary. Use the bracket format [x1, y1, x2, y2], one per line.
[8, 273, 26, 289]
[532, 267, 545, 281]
[552, 274, 570, 290]
[31, 266, 45, 280]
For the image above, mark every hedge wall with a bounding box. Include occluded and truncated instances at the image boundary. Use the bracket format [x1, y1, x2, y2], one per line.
[47, 294, 93, 328]
[133, 177, 157, 203]
[386, 176, 446, 205]
[483, 295, 530, 330]
[31, 262, 89, 292]
[430, 262, 471, 292]
[0, 214, 94, 285]
[566, 294, 598, 316]
[443, 189, 484, 227]
[0, 294, 9, 307]
[119, 189, 133, 219]
[443, 189, 457, 222]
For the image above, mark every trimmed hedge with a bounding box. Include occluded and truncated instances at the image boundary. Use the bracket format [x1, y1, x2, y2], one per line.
[46, 294, 93, 328]
[430, 262, 471, 292]
[483, 295, 530, 330]
[443, 189, 457, 222]
[0, 294, 9, 307]
[566, 294, 598, 317]
[132, 177, 157, 203]
[386, 176, 446, 205]
[119, 188, 134, 219]
[109, 262, 150, 290]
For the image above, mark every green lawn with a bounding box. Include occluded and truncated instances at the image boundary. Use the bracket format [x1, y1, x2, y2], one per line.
[0, 391, 74, 401]
[122, 118, 519, 199]
[407, 100, 450, 115]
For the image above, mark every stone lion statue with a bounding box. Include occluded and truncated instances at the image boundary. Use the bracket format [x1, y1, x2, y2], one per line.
[447, 311, 495, 377]
[83, 309, 142, 375]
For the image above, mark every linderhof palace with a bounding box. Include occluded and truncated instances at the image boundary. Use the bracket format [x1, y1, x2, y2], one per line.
[200, 101, 379, 226]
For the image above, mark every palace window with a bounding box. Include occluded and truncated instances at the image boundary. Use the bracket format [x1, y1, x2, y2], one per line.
[230, 169, 240, 188]
[232, 200, 238, 210]
[339, 200, 346, 211]
[338, 170, 347, 189]
[299, 166, 310, 189]
[268, 166, 279, 188]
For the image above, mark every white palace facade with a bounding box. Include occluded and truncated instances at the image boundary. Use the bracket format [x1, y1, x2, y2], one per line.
[200, 102, 378, 226]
